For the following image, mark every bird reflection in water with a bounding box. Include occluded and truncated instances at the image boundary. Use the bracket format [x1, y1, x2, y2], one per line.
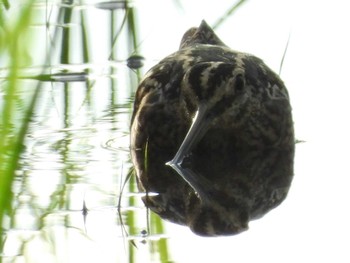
[130, 21, 294, 236]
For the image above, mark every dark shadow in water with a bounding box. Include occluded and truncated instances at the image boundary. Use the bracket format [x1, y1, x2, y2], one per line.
[132, 136, 294, 237]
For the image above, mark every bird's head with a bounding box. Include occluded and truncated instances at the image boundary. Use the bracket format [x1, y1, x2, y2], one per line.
[181, 60, 249, 125]
[180, 20, 227, 48]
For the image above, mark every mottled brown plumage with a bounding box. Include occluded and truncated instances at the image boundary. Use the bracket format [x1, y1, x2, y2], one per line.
[130, 21, 294, 236]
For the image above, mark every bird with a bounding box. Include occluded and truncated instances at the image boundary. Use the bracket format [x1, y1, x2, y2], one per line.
[130, 20, 294, 236]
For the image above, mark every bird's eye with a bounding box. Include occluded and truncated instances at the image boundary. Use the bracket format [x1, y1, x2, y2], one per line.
[235, 74, 245, 93]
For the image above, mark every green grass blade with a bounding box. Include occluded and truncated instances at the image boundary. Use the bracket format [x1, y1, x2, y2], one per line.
[212, 0, 248, 29]
[0, 0, 37, 254]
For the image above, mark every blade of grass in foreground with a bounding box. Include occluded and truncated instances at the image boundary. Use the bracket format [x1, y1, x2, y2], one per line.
[0, 0, 38, 255]
[212, 0, 248, 29]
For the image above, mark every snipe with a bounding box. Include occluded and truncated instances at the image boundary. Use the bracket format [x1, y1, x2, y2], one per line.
[130, 21, 294, 236]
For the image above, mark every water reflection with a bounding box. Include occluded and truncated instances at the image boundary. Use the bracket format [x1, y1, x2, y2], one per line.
[127, 55, 145, 70]
[3, 77, 169, 261]
[1, 1, 170, 262]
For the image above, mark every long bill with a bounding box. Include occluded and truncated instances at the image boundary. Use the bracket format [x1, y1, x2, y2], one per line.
[166, 103, 215, 202]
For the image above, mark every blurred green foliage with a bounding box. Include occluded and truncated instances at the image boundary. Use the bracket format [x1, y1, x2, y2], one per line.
[0, 0, 37, 255]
